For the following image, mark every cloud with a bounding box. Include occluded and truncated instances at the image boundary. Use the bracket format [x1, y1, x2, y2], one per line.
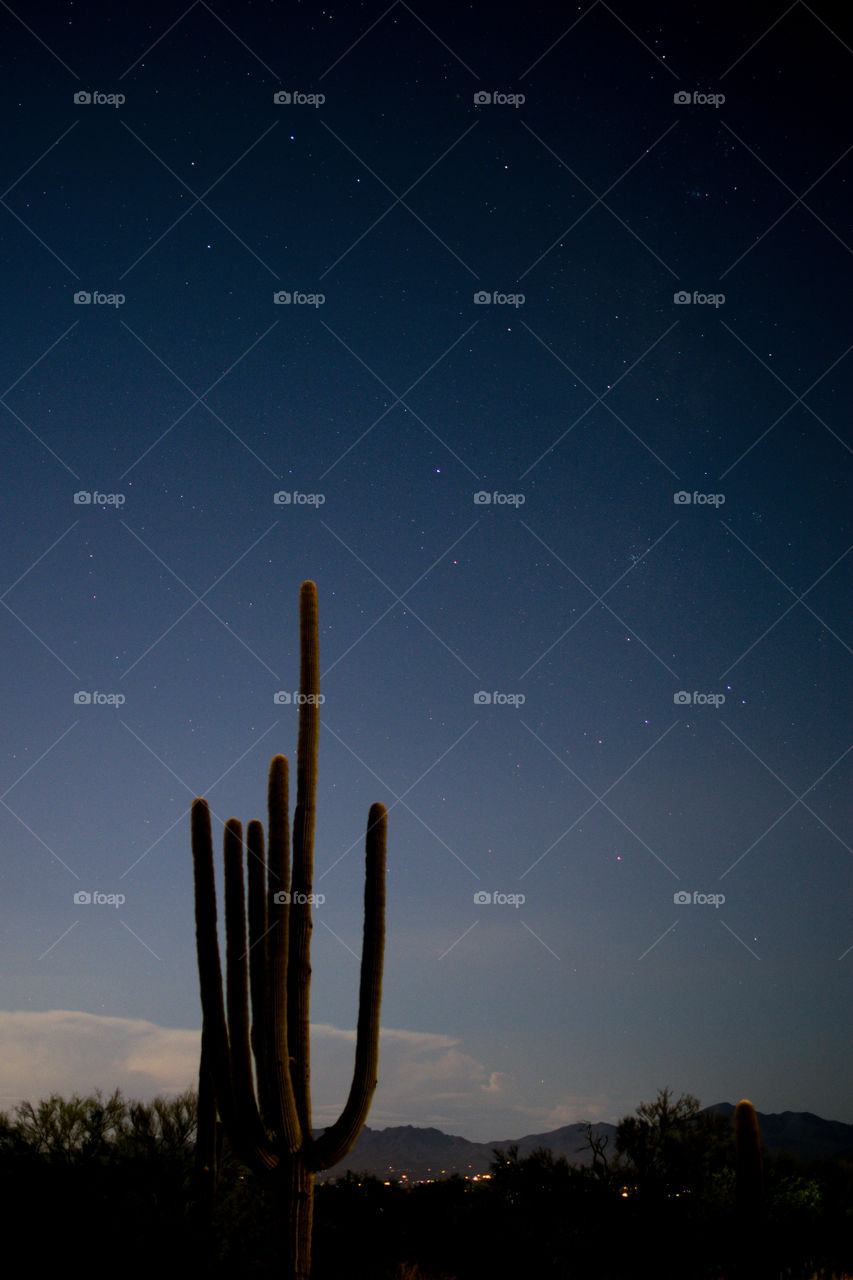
[0, 1010, 200, 1110]
[309, 1024, 516, 1133]
[0, 1010, 611, 1140]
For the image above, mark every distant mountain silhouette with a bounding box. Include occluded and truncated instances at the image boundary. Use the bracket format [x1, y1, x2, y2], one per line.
[319, 1120, 613, 1181]
[318, 1106, 853, 1181]
[705, 1103, 853, 1163]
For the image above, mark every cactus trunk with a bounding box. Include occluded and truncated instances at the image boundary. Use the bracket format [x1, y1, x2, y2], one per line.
[286, 1155, 314, 1280]
[191, 581, 387, 1278]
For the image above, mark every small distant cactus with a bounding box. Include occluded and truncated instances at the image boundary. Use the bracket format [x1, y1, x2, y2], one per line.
[734, 1098, 764, 1215]
[733, 1098, 767, 1279]
[191, 581, 387, 1279]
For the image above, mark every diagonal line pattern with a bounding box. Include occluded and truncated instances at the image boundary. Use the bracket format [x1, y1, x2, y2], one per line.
[718, 726, 853, 878]
[517, 320, 681, 479]
[320, 521, 481, 678]
[119, 521, 281, 678]
[0, 122, 81, 275]
[119, 119, 281, 279]
[519, 120, 680, 280]
[1, 322, 82, 475]
[118, 321, 281, 479]
[0, 0, 81, 76]
[119, 920, 164, 961]
[319, 120, 480, 278]
[1, 724, 82, 877]
[438, 921, 479, 960]
[38, 923, 81, 961]
[637, 921, 678, 961]
[719, 919, 761, 960]
[719, 123, 853, 277]
[320, 0, 479, 82]
[519, 521, 681, 679]
[519, 720, 681, 878]
[520, 919, 561, 960]
[719, 526, 853, 678]
[319, 719, 481, 878]
[118, 719, 282, 878]
[317, 320, 481, 480]
[718, 321, 853, 477]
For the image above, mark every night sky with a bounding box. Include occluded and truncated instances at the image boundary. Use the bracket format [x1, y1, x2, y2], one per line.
[1, 2, 851, 1142]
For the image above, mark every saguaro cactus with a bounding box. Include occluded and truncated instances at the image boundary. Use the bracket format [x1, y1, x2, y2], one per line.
[733, 1098, 766, 1279]
[191, 580, 387, 1279]
[734, 1098, 764, 1215]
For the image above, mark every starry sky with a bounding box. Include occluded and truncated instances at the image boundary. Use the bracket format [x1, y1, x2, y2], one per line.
[1, 1, 851, 1142]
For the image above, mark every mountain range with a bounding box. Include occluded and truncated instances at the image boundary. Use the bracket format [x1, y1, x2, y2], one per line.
[319, 1106, 853, 1182]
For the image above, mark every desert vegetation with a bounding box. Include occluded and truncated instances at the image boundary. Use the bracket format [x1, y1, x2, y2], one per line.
[1, 1086, 851, 1279]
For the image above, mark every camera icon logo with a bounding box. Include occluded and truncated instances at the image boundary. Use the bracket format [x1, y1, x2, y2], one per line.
[673, 290, 691, 304]
[473, 92, 491, 105]
[74, 91, 92, 104]
[74, 491, 92, 504]
[274, 291, 292, 304]
[673, 91, 691, 105]
[273, 691, 292, 704]
[473, 690, 492, 704]
[673, 491, 692, 504]
[274, 91, 292, 104]
[73, 690, 92, 704]
[74, 890, 92, 904]
[673, 890, 691, 904]
[473, 491, 491, 505]
[74, 291, 92, 305]
[473, 291, 491, 304]
[673, 691, 692, 705]
[273, 891, 291, 904]
[473, 890, 492, 904]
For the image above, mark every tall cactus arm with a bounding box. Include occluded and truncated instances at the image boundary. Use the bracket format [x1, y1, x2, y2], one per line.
[191, 799, 239, 1139]
[313, 802, 387, 1171]
[223, 818, 277, 1168]
[246, 818, 273, 1126]
[263, 755, 302, 1151]
[290, 580, 320, 1137]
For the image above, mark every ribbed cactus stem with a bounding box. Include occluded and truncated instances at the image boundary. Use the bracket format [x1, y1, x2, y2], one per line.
[290, 580, 319, 1139]
[191, 799, 236, 1141]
